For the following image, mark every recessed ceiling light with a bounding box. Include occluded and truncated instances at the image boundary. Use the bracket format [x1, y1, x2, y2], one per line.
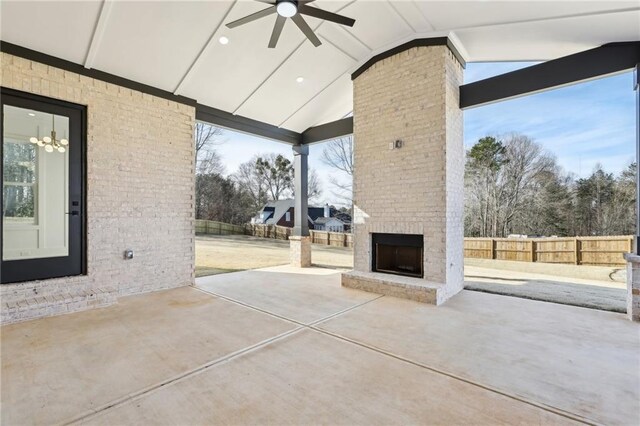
[296, 76, 304, 83]
[219, 36, 229, 45]
[28, 113, 36, 117]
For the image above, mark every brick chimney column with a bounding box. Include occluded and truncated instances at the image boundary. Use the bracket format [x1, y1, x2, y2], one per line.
[343, 42, 465, 305]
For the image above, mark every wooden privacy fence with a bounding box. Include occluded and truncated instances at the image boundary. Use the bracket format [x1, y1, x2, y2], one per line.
[464, 236, 633, 266]
[249, 224, 292, 240]
[247, 224, 354, 248]
[195, 220, 248, 236]
[310, 230, 354, 248]
[196, 220, 630, 265]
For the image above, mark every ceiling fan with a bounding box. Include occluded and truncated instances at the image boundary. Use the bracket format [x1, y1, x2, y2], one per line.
[226, 0, 356, 48]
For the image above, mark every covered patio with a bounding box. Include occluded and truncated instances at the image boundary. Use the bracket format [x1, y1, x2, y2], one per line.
[2, 267, 638, 425]
[1, 0, 640, 424]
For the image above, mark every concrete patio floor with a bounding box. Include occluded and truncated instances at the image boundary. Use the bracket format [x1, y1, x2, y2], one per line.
[1, 266, 638, 425]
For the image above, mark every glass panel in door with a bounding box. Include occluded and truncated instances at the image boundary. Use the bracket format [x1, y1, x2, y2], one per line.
[2, 105, 69, 260]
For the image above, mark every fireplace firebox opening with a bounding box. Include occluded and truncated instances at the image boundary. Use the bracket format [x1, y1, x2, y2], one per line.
[372, 233, 424, 278]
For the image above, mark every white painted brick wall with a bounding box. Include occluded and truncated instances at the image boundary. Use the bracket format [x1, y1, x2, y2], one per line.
[0, 53, 195, 324]
[626, 256, 640, 321]
[351, 45, 464, 304]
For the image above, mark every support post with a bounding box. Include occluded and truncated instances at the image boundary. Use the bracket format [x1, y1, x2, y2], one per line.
[292, 144, 309, 237]
[529, 240, 535, 263]
[290, 144, 311, 267]
[635, 64, 639, 254]
[624, 64, 640, 322]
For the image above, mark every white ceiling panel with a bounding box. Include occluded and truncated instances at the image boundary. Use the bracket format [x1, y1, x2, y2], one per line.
[178, 1, 308, 112]
[236, 41, 357, 129]
[416, 1, 639, 31]
[281, 73, 353, 132]
[386, 1, 434, 33]
[316, 24, 371, 61]
[1, 0, 101, 64]
[90, 1, 233, 92]
[456, 9, 640, 61]
[1, 0, 637, 134]
[339, 1, 414, 50]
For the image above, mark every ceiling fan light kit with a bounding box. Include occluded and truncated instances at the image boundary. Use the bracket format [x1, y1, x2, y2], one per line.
[276, 1, 298, 18]
[226, 0, 355, 49]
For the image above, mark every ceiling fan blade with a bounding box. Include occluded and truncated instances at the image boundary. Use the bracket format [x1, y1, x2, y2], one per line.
[298, 5, 355, 27]
[226, 6, 276, 28]
[291, 14, 321, 47]
[268, 15, 286, 48]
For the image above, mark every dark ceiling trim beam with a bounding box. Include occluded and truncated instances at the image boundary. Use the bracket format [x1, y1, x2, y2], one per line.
[460, 41, 640, 109]
[301, 116, 353, 144]
[1, 41, 198, 107]
[351, 37, 466, 81]
[196, 104, 301, 145]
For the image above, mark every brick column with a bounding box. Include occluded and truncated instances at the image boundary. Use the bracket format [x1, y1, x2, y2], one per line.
[342, 42, 465, 305]
[624, 253, 640, 321]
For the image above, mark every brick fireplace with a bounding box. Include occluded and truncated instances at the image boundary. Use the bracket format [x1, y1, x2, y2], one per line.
[342, 41, 465, 305]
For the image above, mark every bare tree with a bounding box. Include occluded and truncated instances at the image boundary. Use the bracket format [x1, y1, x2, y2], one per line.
[322, 136, 353, 175]
[195, 122, 225, 175]
[234, 159, 268, 212]
[195, 122, 223, 158]
[321, 136, 354, 204]
[497, 134, 555, 236]
[196, 149, 224, 175]
[293, 168, 323, 203]
[465, 134, 555, 237]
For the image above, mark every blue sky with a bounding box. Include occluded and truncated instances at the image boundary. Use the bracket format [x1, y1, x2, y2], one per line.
[464, 63, 636, 178]
[213, 63, 637, 205]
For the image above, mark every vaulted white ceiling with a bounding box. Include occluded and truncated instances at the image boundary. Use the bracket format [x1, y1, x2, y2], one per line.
[1, 1, 638, 132]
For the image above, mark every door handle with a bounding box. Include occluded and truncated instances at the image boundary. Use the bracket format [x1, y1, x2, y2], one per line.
[65, 211, 80, 216]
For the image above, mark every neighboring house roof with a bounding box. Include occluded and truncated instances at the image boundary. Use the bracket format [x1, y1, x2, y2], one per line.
[256, 199, 317, 225]
[308, 207, 325, 222]
[255, 200, 349, 226]
[263, 200, 294, 225]
[333, 211, 352, 224]
[314, 217, 343, 225]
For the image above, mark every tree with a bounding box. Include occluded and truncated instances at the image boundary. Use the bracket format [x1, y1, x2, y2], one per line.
[255, 154, 293, 200]
[613, 162, 637, 234]
[465, 134, 555, 237]
[193, 122, 257, 224]
[233, 153, 322, 210]
[322, 136, 353, 175]
[465, 133, 636, 238]
[234, 160, 269, 212]
[195, 122, 223, 159]
[195, 173, 254, 224]
[292, 168, 322, 202]
[530, 168, 574, 236]
[195, 122, 224, 175]
[321, 136, 354, 205]
[573, 163, 636, 236]
[465, 136, 508, 237]
[497, 134, 555, 236]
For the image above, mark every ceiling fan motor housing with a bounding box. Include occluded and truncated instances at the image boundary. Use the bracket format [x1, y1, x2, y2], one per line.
[276, 0, 298, 18]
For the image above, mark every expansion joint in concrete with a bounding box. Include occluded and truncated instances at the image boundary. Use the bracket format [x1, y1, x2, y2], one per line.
[64, 288, 598, 426]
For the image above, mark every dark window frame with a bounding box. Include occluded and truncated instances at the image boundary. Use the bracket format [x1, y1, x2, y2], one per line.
[1, 87, 87, 284]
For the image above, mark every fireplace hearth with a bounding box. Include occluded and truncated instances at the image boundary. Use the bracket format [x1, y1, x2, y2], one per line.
[372, 233, 423, 278]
